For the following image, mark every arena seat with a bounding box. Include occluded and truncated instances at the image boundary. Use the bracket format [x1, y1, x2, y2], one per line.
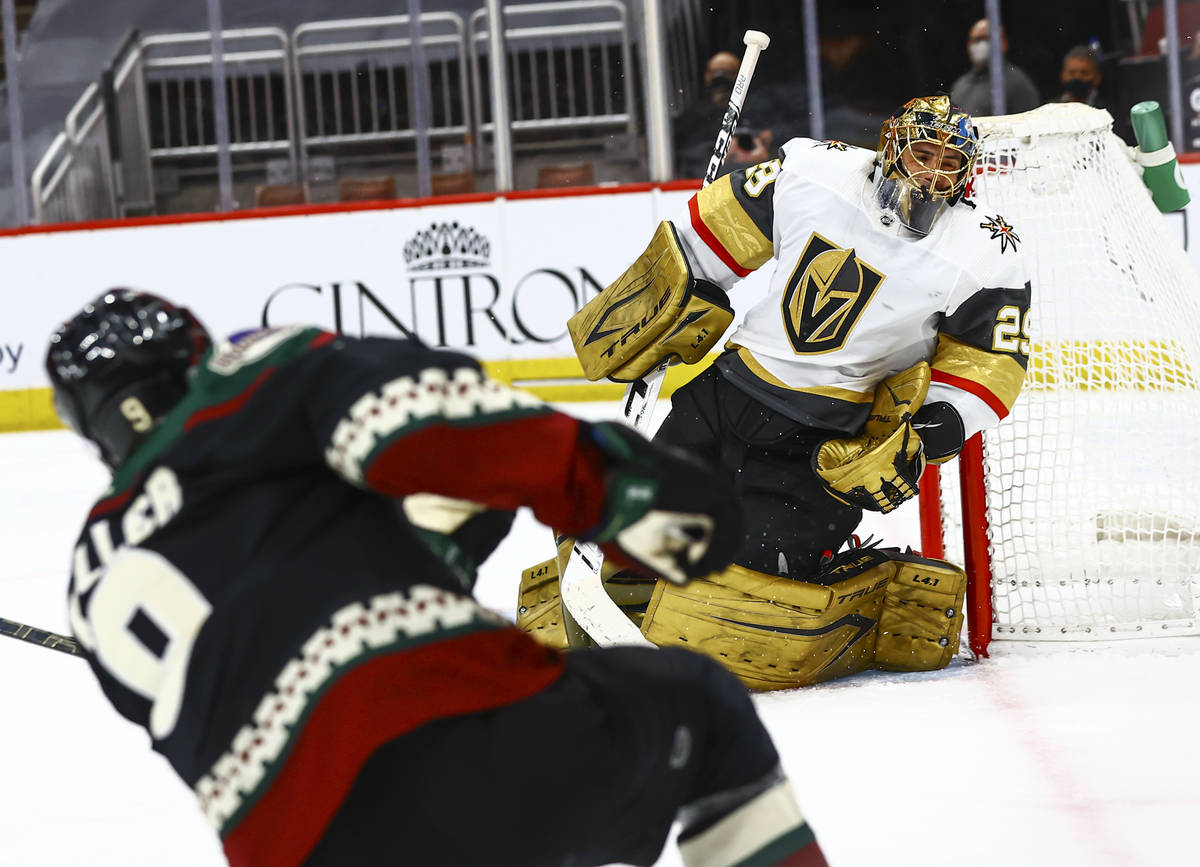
[338, 176, 398, 202]
[536, 162, 596, 189]
[431, 171, 477, 196]
[1139, 2, 1200, 55]
[254, 184, 308, 207]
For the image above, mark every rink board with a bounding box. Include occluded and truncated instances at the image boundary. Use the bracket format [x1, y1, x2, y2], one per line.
[0, 182, 775, 431]
[6, 161, 1200, 431]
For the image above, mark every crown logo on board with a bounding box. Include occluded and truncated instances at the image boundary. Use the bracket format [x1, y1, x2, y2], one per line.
[403, 222, 491, 271]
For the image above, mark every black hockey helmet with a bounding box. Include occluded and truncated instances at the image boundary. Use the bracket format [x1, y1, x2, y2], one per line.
[45, 289, 211, 468]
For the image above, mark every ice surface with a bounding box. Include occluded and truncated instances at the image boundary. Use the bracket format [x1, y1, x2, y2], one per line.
[2, 414, 1196, 867]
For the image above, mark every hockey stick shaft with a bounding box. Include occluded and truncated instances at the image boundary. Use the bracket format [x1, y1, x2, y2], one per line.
[560, 31, 770, 648]
[0, 616, 84, 657]
[702, 31, 773, 191]
[617, 29, 771, 436]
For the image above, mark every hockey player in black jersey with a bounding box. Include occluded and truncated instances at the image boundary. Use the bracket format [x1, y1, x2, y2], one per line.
[49, 289, 829, 867]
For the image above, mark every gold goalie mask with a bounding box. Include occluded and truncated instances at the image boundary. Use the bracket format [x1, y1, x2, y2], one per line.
[873, 95, 979, 235]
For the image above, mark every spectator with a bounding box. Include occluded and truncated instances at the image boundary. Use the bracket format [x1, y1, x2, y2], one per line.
[674, 51, 777, 179]
[1051, 45, 1106, 108]
[817, 28, 894, 147]
[950, 18, 1040, 116]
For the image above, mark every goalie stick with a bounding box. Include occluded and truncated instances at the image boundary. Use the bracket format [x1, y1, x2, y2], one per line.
[0, 616, 84, 657]
[560, 29, 771, 647]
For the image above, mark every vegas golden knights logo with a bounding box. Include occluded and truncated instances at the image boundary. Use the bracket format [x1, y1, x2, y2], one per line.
[781, 233, 884, 354]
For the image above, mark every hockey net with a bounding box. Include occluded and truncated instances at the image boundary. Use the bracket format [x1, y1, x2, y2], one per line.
[921, 103, 1200, 656]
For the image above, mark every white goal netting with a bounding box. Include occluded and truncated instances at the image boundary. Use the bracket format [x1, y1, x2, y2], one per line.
[935, 103, 1200, 644]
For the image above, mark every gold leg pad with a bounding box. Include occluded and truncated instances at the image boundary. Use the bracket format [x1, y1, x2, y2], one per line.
[516, 555, 571, 651]
[640, 564, 892, 691]
[874, 556, 966, 671]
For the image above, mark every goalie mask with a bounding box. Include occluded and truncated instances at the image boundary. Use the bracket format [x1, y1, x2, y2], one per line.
[46, 289, 211, 469]
[872, 95, 978, 235]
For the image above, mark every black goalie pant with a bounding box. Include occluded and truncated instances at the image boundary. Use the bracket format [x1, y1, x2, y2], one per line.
[305, 646, 781, 867]
[655, 363, 862, 579]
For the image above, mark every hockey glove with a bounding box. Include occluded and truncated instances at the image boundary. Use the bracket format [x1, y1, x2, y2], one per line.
[403, 494, 515, 589]
[812, 362, 931, 513]
[910, 400, 966, 464]
[812, 420, 926, 513]
[580, 422, 742, 585]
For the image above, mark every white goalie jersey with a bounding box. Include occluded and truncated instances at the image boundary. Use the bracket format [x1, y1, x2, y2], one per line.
[674, 137, 1032, 438]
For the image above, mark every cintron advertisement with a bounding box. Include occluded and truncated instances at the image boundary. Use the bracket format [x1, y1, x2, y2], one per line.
[0, 184, 771, 429]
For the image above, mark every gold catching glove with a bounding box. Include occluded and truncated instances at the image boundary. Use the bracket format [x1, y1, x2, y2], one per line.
[812, 362, 931, 513]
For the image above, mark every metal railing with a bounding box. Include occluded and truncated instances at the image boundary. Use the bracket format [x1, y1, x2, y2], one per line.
[292, 13, 471, 178]
[30, 83, 117, 224]
[468, 1, 637, 142]
[104, 32, 155, 215]
[140, 28, 296, 170]
[30, 1, 648, 223]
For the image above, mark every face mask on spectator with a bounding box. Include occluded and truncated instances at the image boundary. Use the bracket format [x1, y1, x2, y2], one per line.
[968, 40, 989, 65]
[708, 73, 735, 101]
[1063, 77, 1094, 100]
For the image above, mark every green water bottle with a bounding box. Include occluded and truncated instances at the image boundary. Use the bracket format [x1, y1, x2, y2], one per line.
[1131, 101, 1190, 212]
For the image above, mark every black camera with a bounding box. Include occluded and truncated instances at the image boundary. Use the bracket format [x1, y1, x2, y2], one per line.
[734, 131, 758, 150]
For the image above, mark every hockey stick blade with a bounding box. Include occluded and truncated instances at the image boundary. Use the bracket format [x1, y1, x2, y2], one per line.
[0, 616, 84, 657]
[560, 30, 770, 648]
[559, 541, 654, 647]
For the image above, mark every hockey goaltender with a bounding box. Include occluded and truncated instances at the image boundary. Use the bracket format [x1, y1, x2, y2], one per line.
[520, 95, 1033, 690]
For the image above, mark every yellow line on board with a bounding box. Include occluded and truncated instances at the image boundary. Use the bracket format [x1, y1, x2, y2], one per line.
[0, 356, 720, 433]
[5, 340, 1195, 433]
[0, 388, 65, 433]
[480, 354, 717, 404]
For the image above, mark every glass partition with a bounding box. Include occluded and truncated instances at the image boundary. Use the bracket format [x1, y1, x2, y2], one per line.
[0, 0, 1176, 227]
